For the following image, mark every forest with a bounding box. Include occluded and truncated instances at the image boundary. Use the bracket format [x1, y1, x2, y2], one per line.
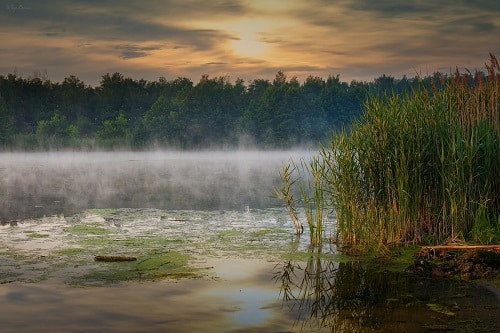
[0, 70, 449, 150]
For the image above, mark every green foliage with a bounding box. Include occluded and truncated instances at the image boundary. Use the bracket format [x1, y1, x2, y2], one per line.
[275, 162, 303, 235]
[35, 112, 76, 148]
[0, 70, 373, 150]
[0, 68, 477, 151]
[97, 113, 131, 148]
[36, 112, 69, 137]
[279, 55, 500, 251]
[0, 94, 12, 146]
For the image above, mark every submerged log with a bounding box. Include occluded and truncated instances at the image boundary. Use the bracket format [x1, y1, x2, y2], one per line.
[94, 255, 137, 262]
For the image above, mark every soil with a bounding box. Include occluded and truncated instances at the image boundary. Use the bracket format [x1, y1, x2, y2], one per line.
[406, 246, 500, 282]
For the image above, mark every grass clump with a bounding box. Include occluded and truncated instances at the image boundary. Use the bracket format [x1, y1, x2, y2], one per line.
[280, 55, 499, 252]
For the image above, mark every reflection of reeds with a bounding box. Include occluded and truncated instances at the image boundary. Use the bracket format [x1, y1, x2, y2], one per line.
[279, 54, 499, 251]
[275, 252, 495, 332]
[274, 251, 395, 331]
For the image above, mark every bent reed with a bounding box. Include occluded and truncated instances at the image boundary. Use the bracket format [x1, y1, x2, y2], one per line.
[279, 54, 499, 252]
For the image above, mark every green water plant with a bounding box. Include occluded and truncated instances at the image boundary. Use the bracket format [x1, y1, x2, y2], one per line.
[277, 157, 332, 246]
[71, 250, 197, 286]
[276, 162, 304, 235]
[279, 54, 499, 251]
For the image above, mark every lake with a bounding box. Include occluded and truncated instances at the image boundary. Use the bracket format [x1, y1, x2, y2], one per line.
[0, 151, 498, 332]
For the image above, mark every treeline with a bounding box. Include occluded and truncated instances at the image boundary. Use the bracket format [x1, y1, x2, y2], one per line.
[0, 70, 442, 150]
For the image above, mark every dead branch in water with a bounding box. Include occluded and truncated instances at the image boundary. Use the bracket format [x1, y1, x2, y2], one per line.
[94, 255, 137, 262]
[417, 245, 500, 261]
[421, 245, 500, 251]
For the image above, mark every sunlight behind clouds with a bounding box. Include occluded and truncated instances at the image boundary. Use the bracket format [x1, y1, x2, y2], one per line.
[229, 29, 268, 58]
[0, 0, 498, 84]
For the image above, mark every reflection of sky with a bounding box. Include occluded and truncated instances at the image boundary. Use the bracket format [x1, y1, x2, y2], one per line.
[232, 288, 275, 326]
[202, 257, 280, 327]
[210, 287, 275, 326]
[0, 263, 284, 332]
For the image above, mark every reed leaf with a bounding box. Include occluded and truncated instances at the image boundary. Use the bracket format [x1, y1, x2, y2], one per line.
[278, 54, 500, 250]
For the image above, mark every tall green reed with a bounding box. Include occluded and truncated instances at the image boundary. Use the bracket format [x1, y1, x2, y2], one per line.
[279, 55, 499, 251]
[276, 162, 303, 235]
[277, 156, 330, 246]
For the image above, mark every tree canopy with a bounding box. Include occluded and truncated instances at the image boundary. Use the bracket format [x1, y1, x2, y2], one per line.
[0, 70, 438, 150]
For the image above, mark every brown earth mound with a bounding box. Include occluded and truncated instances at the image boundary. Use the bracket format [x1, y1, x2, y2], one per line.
[406, 245, 500, 280]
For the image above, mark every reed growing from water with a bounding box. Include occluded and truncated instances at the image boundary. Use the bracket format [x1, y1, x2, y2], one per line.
[276, 162, 304, 235]
[277, 157, 331, 245]
[280, 55, 499, 251]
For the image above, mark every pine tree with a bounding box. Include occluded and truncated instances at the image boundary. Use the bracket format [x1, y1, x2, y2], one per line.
[0, 94, 12, 146]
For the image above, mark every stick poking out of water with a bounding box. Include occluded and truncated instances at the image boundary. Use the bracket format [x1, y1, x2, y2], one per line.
[94, 255, 137, 262]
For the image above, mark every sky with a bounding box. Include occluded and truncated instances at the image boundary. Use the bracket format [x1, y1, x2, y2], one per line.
[1, 0, 499, 86]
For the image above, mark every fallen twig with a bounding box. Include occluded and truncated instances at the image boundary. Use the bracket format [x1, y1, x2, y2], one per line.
[94, 255, 137, 262]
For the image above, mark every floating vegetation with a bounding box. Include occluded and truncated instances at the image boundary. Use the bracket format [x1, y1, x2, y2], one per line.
[53, 248, 85, 256]
[24, 231, 50, 238]
[64, 223, 110, 236]
[72, 251, 198, 286]
[0, 207, 306, 284]
[88, 208, 119, 215]
[426, 302, 459, 316]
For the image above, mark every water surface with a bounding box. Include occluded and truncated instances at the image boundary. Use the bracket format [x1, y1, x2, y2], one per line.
[0, 151, 498, 332]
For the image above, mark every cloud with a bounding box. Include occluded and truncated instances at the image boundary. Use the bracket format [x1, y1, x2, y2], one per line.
[0, 0, 498, 85]
[204, 62, 228, 65]
[1, 0, 242, 48]
[116, 44, 163, 59]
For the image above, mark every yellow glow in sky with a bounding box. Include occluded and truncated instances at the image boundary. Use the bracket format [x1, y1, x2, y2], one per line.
[229, 31, 268, 58]
[0, 0, 498, 85]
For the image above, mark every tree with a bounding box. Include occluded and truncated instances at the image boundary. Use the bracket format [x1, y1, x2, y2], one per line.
[143, 95, 182, 145]
[35, 112, 70, 138]
[0, 94, 12, 146]
[98, 113, 129, 141]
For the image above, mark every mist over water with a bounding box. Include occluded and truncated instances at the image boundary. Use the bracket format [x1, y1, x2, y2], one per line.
[0, 150, 313, 221]
[2, 150, 499, 333]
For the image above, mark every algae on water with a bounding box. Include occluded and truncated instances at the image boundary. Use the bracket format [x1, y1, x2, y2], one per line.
[72, 251, 199, 286]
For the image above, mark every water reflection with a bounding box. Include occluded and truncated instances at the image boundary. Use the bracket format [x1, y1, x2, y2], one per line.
[274, 249, 500, 332]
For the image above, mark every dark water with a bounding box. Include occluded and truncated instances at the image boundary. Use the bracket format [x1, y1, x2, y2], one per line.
[274, 255, 500, 332]
[0, 151, 498, 332]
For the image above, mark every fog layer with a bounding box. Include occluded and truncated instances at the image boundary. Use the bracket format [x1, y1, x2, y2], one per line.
[0, 150, 312, 220]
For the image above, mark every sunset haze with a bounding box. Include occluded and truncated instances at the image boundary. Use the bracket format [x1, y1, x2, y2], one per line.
[1, 0, 499, 85]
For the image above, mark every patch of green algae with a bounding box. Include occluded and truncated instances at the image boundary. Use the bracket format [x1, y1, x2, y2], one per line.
[88, 208, 119, 215]
[71, 250, 199, 286]
[25, 231, 50, 238]
[426, 302, 459, 316]
[64, 223, 110, 235]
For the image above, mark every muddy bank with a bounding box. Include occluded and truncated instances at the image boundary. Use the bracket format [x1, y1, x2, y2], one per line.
[406, 246, 500, 288]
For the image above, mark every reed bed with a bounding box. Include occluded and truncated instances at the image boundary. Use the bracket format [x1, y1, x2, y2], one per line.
[280, 55, 499, 251]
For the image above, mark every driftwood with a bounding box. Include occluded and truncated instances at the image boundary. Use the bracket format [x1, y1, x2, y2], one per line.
[421, 245, 500, 251]
[418, 245, 500, 260]
[94, 255, 137, 262]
